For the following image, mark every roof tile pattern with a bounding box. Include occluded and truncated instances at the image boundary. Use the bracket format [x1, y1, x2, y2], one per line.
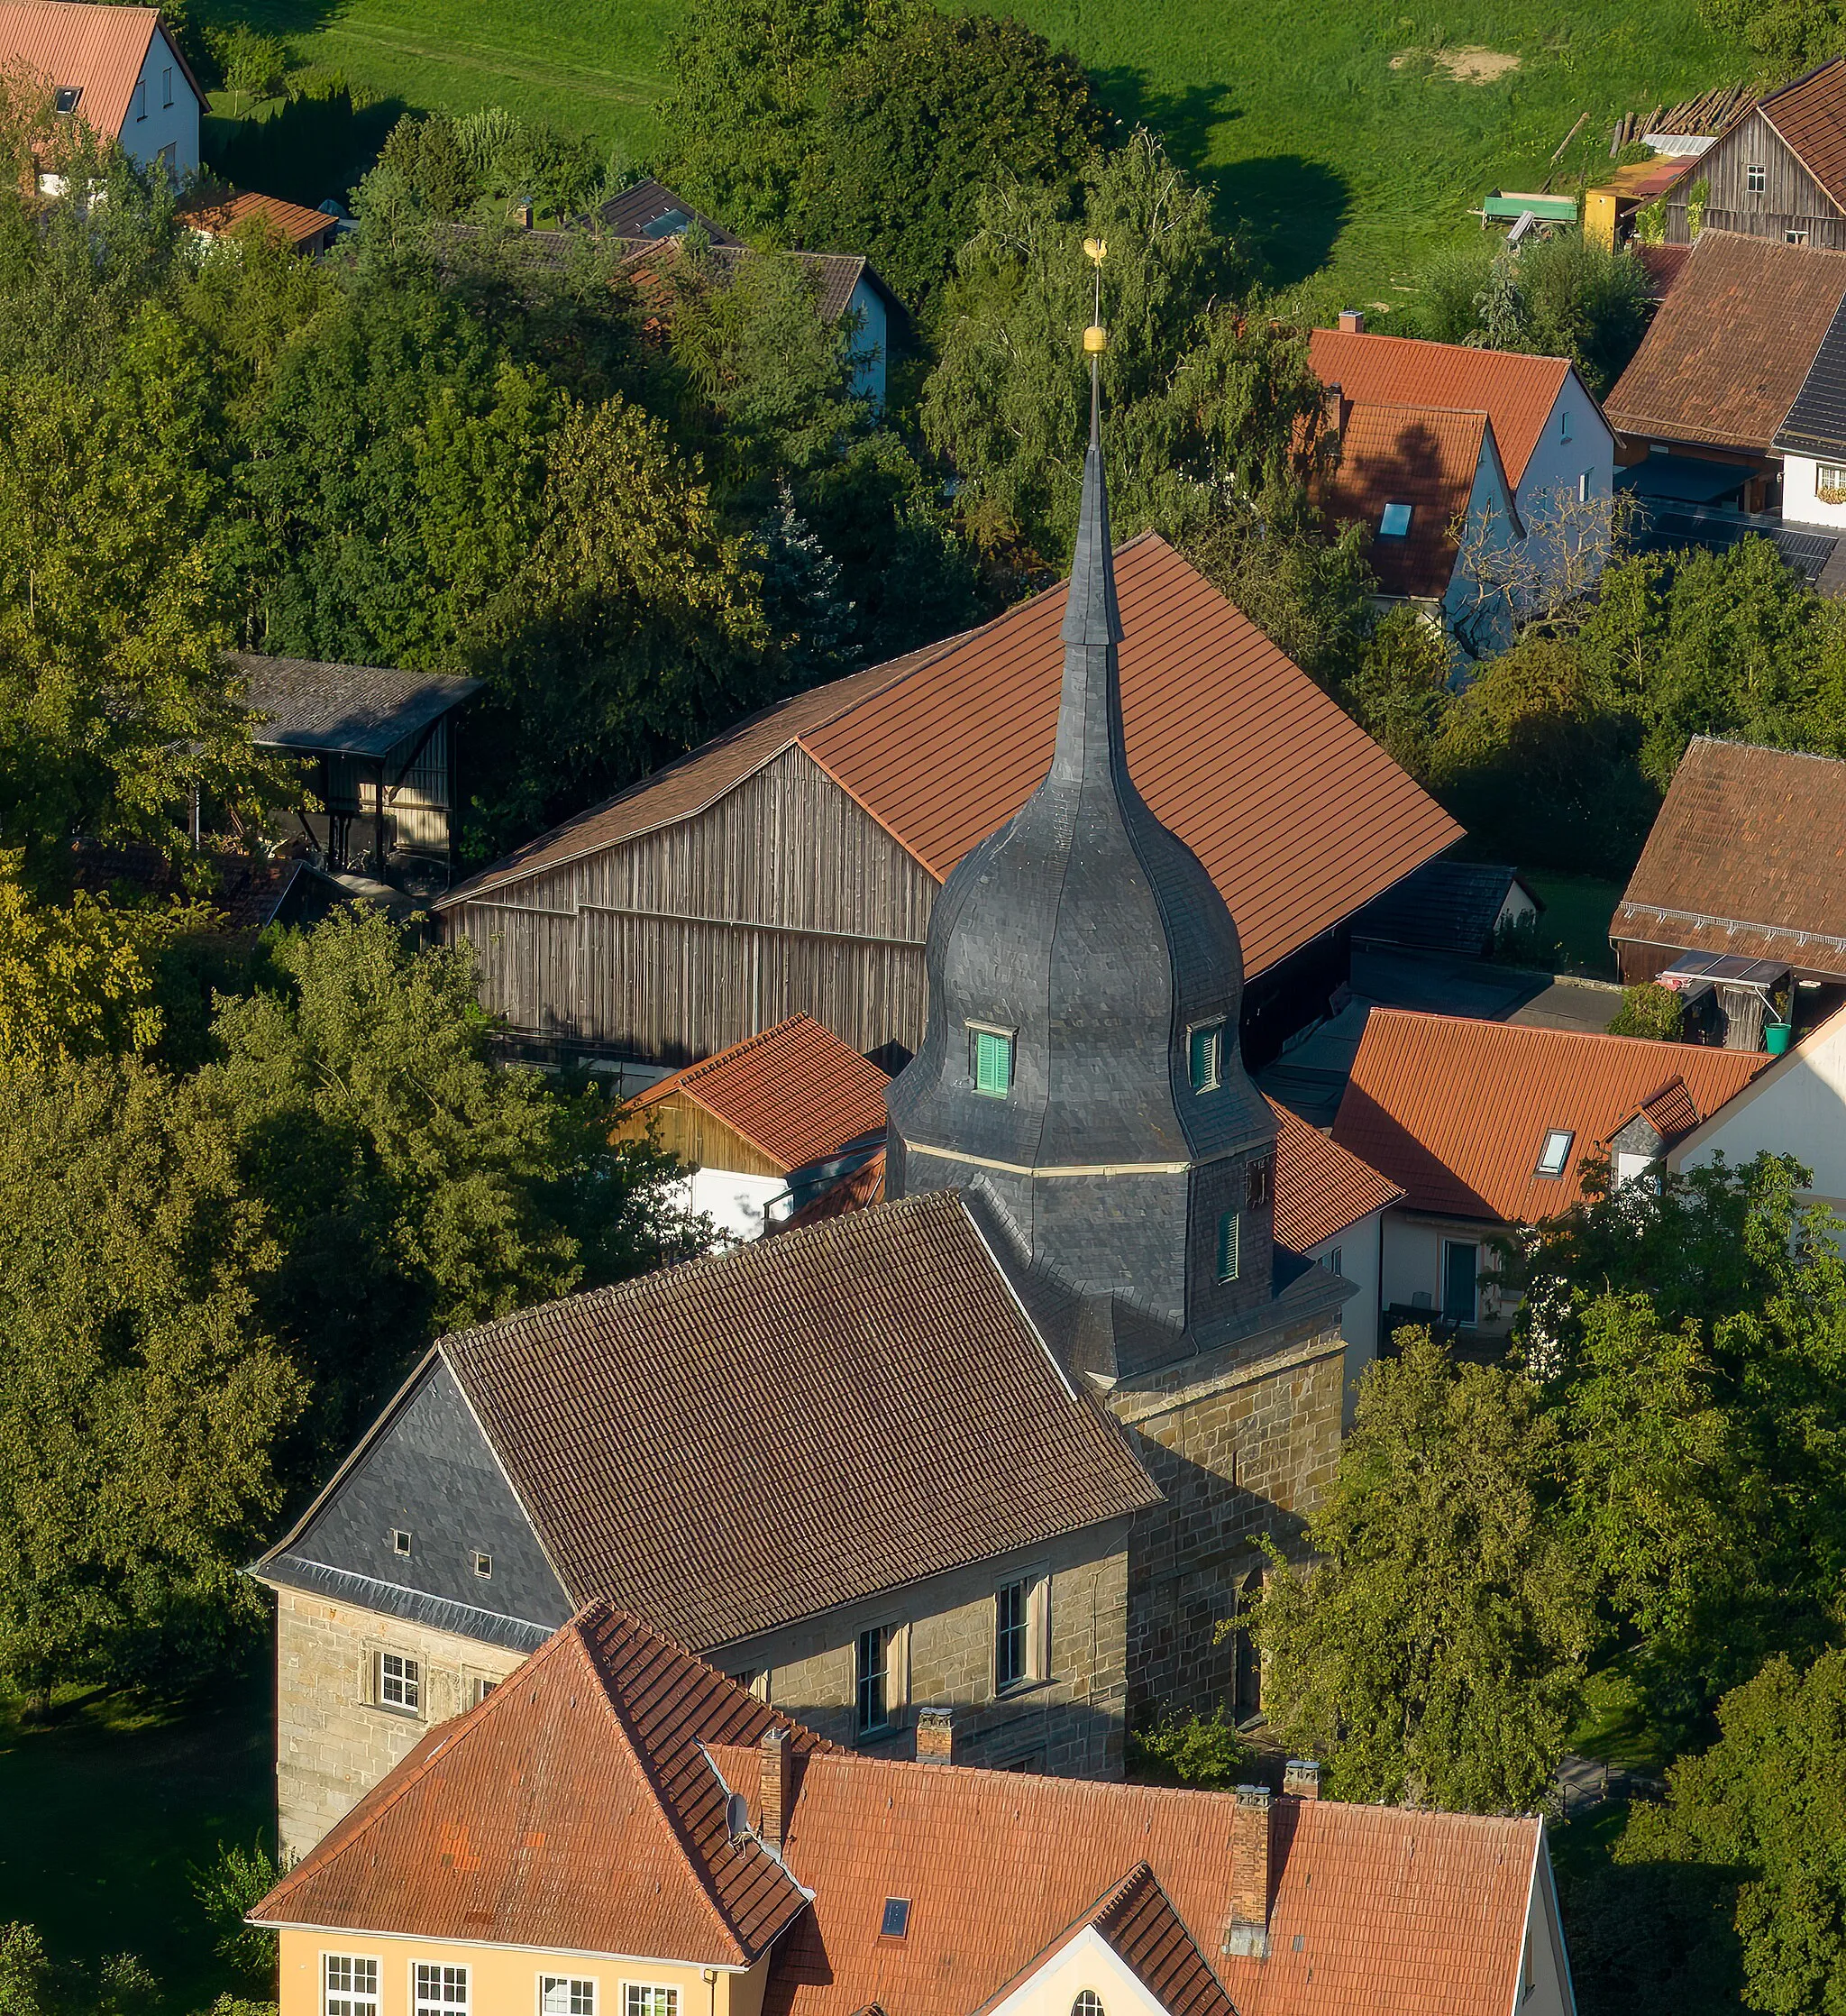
[1270, 1100, 1404, 1250]
[1332, 1007, 1768, 1220]
[443, 536, 1461, 979]
[1604, 232, 1846, 451]
[621, 238, 881, 324]
[1088, 1865, 1238, 2016]
[233, 652, 480, 756]
[1617, 736, 1846, 976]
[1308, 327, 1573, 483]
[442, 1189, 1160, 1650]
[1321, 403, 1491, 598]
[184, 190, 333, 248]
[251, 1606, 825, 1962]
[0, 2, 176, 139]
[1759, 57, 1846, 211]
[626, 1014, 890, 1174]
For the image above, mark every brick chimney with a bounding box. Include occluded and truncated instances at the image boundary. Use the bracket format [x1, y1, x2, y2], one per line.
[1284, 1758, 1321, 1801]
[1223, 1784, 1272, 1959]
[1322, 380, 1345, 454]
[1337, 307, 1366, 334]
[916, 1707, 955, 1763]
[759, 1726, 791, 1851]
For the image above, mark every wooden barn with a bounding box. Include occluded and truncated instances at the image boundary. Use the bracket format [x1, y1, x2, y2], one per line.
[434, 534, 1462, 1071]
[1656, 59, 1846, 249]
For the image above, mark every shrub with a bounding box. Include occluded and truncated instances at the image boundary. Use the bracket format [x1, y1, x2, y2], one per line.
[1608, 982, 1686, 1040]
[1125, 1705, 1252, 1789]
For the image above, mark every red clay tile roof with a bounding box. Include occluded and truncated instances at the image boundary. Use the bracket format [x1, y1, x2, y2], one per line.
[1603, 231, 1846, 452]
[1270, 1100, 1404, 1250]
[183, 189, 334, 248]
[1331, 1007, 1768, 1221]
[251, 1604, 830, 1961]
[626, 1014, 890, 1174]
[0, 2, 197, 138]
[1320, 403, 1493, 599]
[1759, 57, 1846, 211]
[441, 536, 1461, 981]
[1309, 327, 1575, 485]
[739, 1744, 1542, 2016]
[1615, 736, 1846, 979]
[439, 1188, 1160, 1651]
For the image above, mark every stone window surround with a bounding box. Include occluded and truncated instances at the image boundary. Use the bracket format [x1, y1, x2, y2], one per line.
[361, 1639, 426, 1720]
[993, 1567, 1051, 1696]
[854, 1618, 911, 1735]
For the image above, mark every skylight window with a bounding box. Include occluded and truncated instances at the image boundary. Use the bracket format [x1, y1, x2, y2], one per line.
[643, 208, 690, 238]
[392, 1528, 412, 1555]
[53, 86, 80, 114]
[1378, 501, 1412, 537]
[881, 1898, 911, 1939]
[1536, 1129, 1574, 1178]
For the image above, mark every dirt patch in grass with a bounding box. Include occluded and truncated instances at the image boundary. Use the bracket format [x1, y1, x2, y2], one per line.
[1391, 45, 1522, 82]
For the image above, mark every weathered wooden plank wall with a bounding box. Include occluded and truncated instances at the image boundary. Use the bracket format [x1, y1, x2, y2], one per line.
[1666, 112, 1846, 245]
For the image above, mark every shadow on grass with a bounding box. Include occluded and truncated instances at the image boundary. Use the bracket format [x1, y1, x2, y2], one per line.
[206, 86, 409, 207]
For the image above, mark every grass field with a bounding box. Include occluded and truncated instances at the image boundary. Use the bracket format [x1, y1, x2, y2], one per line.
[1524, 873, 1623, 977]
[197, 0, 1747, 302]
[0, 1675, 273, 2015]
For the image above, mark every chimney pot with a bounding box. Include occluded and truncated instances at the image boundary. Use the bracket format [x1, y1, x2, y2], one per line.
[1223, 1783, 1272, 1960]
[759, 1726, 791, 1851]
[1337, 307, 1365, 334]
[1284, 1758, 1321, 1801]
[916, 1706, 955, 1764]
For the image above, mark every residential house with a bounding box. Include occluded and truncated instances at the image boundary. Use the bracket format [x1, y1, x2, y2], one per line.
[0, 0, 201, 185]
[250, 1602, 1578, 2016]
[1603, 230, 1846, 573]
[434, 533, 1461, 1073]
[1330, 1008, 1767, 1334]
[1653, 57, 1846, 250]
[597, 177, 742, 246]
[255, 416, 1357, 1856]
[1772, 293, 1846, 530]
[1351, 858, 1541, 959]
[611, 1013, 891, 1238]
[1613, 738, 1846, 1032]
[1309, 317, 1617, 619]
[184, 189, 341, 255]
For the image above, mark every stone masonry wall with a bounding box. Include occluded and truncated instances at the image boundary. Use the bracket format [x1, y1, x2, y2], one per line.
[1109, 1316, 1346, 1718]
[274, 1588, 528, 1860]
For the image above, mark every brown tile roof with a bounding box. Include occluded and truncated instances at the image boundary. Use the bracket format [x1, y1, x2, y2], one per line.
[624, 1014, 890, 1174]
[0, 2, 198, 139]
[183, 189, 334, 250]
[1603, 231, 1846, 451]
[67, 838, 305, 934]
[621, 238, 887, 324]
[1331, 1007, 1768, 1221]
[441, 537, 1461, 977]
[1308, 327, 1576, 484]
[1616, 736, 1846, 977]
[1636, 242, 1691, 303]
[1320, 403, 1493, 599]
[438, 1187, 1159, 1651]
[251, 1603, 830, 1960]
[748, 1744, 1542, 2016]
[1759, 57, 1846, 211]
[1270, 1099, 1404, 1250]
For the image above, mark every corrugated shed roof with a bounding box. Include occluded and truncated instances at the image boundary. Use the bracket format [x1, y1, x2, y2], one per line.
[625, 1013, 891, 1174]
[442, 537, 1461, 977]
[233, 652, 480, 756]
[1271, 1100, 1403, 1250]
[1309, 327, 1573, 484]
[184, 189, 333, 248]
[1320, 403, 1490, 599]
[1604, 231, 1846, 451]
[251, 1604, 827, 1959]
[1615, 735, 1846, 976]
[0, 1, 186, 140]
[1760, 57, 1846, 211]
[440, 1188, 1160, 1650]
[1331, 1007, 1767, 1221]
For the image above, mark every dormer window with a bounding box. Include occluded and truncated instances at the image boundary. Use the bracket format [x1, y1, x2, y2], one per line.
[1187, 1019, 1224, 1092]
[969, 1023, 1013, 1098]
[1536, 1129, 1573, 1178]
[1378, 501, 1412, 537]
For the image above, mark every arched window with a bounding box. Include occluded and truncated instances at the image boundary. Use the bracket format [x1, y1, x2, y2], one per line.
[1072, 1993, 1104, 2016]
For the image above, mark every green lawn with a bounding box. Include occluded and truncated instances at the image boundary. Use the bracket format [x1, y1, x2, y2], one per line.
[1525, 871, 1622, 977]
[0, 1675, 274, 2015]
[196, 0, 1745, 300]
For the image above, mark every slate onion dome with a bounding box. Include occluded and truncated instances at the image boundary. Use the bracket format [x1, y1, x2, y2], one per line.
[886, 266, 1277, 1343]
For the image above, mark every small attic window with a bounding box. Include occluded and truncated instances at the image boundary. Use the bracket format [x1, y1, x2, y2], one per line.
[392, 1528, 412, 1555]
[1536, 1129, 1574, 1178]
[881, 1898, 910, 1939]
[1378, 501, 1412, 537]
[969, 1024, 1014, 1098]
[472, 1551, 492, 1579]
[54, 86, 80, 114]
[1188, 1019, 1224, 1093]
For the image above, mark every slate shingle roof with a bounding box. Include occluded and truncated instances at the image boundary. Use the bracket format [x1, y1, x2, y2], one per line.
[1775, 295, 1846, 458]
[233, 652, 480, 757]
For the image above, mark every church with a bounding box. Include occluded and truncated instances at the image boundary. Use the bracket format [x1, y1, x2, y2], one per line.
[254, 385, 1355, 1862]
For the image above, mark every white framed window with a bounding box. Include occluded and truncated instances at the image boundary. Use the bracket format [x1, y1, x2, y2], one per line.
[378, 1652, 421, 1713]
[414, 1964, 469, 2015]
[968, 1022, 1014, 1098]
[1072, 1994, 1105, 2016]
[392, 1528, 412, 1555]
[53, 85, 80, 114]
[1577, 469, 1591, 502]
[1535, 1128, 1574, 1178]
[624, 1988, 678, 2016]
[1817, 463, 1846, 502]
[472, 1551, 492, 1579]
[1788, 227, 1810, 244]
[1327, 1246, 1343, 1277]
[855, 1627, 890, 1734]
[324, 1956, 379, 2016]
[994, 1573, 1048, 1691]
[541, 1980, 596, 2016]
[1747, 162, 1767, 192]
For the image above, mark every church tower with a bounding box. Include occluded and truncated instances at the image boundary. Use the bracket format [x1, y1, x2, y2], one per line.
[885, 345, 1279, 1359]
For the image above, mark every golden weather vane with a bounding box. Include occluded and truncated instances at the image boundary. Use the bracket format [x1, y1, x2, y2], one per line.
[1083, 236, 1108, 356]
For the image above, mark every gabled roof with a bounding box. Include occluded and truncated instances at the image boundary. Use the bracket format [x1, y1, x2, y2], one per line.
[233, 652, 480, 758]
[1320, 402, 1497, 599]
[1603, 231, 1846, 452]
[1758, 57, 1846, 212]
[1776, 295, 1846, 458]
[1352, 857, 1537, 958]
[441, 536, 1463, 983]
[183, 189, 334, 251]
[1331, 1007, 1768, 1221]
[1308, 327, 1578, 485]
[250, 1603, 828, 1961]
[0, 2, 201, 140]
[622, 236, 895, 324]
[623, 1013, 891, 1175]
[597, 176, 742, 246]
[424, 1187, 1158, 1650]
[1615, 735, 1846, 977]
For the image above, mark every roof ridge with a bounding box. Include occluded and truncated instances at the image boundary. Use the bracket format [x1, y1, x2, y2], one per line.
[1362, 1003, 1761, 1062]
[633, 1013, 818, 1096]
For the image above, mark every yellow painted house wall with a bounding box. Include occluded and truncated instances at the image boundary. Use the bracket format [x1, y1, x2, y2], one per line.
[278, 1929, 767, 2016]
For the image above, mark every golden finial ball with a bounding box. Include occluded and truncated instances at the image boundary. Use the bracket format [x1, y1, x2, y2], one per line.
[1083, 325, 1109, 353]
